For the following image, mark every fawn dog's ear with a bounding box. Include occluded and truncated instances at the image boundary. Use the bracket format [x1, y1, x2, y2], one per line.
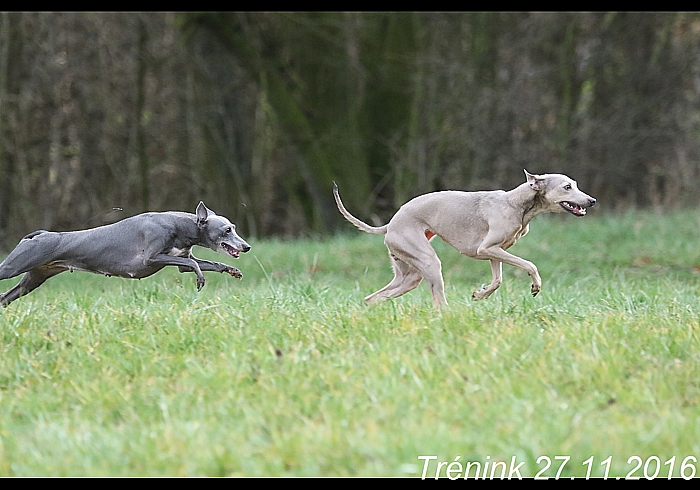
[524, 169, 545, 191]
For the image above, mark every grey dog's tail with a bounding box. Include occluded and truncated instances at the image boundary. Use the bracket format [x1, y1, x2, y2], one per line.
[333, 182, 388, 235]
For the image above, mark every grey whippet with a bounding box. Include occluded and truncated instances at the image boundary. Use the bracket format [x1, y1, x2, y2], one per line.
[334, 170, 596, 307]
[0, 202, 250, 306]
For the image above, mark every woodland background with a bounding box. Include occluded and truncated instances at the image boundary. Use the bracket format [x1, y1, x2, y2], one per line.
[0, 12, 698, 247]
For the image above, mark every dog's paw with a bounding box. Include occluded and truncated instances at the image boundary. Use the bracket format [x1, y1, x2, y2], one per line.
[472, 287, 494, 301]
[226, 267, 242, 279]
[196, 276, 206, 291]
[531, 284, 540, 297]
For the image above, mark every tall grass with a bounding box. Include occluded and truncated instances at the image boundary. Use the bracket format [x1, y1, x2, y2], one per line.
[1, 209, 700, 476]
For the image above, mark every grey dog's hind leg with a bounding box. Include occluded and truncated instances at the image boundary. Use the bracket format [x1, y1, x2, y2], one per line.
[0, 231, 59, 281]
[0, 231, 65, 307]
[0, 265, 67, 307]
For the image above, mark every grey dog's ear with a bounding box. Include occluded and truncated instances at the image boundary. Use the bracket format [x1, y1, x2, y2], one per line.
[196, 201, 213, 226]
[524, 169, 545, 191]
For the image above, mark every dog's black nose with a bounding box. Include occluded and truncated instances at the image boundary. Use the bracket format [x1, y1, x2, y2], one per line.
[588, 198, 596, 207]
[242, 244, 251, 253]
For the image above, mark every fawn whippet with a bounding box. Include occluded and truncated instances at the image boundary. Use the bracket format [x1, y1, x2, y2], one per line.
[334, 170, 596, 307]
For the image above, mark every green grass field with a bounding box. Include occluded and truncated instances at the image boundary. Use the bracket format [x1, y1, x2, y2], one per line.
[1, 210, 700, 477]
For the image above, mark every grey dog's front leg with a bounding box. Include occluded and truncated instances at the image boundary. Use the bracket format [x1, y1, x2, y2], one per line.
[177, 257, 242, 278]
[146, 254, 207, 290]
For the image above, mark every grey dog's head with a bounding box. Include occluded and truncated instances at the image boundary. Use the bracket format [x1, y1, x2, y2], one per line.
[196, 202, 251, 257]
[524, 170, 596, 216]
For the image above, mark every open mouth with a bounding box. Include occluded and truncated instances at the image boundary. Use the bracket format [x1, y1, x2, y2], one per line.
[222, 242, 241, 258]
[559, 201, 587, 216]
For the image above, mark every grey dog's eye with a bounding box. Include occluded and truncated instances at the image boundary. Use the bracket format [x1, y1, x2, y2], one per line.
[226, 227, 232, 233]
[564, 184, 572, 191]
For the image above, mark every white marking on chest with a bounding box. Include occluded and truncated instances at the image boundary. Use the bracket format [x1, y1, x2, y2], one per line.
[168, 247, 190, 257]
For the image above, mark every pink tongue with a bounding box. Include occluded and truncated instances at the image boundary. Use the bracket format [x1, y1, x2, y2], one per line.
[223, 243, 237, 256]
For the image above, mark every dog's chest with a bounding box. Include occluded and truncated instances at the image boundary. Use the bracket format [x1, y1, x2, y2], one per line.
[503, 224, 529, 249]
[167, 246, 191, 257]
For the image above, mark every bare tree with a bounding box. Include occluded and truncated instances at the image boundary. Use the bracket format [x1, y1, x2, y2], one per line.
[0, 13, 699, 248]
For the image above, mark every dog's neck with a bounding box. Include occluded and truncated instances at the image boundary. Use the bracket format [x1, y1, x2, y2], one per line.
[167, 213, 204, 249]
[507, 182, 548, 226]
